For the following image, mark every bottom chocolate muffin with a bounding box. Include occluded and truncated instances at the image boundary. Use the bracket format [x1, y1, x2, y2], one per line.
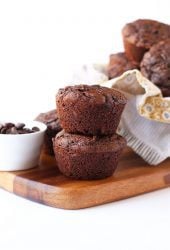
[35, 109, 62, 155]
[53, 131, 126, 180]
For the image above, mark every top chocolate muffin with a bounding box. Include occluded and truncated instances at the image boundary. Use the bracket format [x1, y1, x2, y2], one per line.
[122, 19, 170, 64]
[56, 85, 127, 135]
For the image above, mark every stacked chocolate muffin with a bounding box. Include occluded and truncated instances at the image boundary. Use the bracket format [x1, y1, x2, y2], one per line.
[108, 19, 170, 96]
[53, 84, 127, 180]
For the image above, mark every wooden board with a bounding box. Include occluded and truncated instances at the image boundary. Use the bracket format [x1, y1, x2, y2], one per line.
[0, 148, 170, 209]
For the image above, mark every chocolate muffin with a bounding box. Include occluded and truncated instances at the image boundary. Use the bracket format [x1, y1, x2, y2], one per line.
[140, 39, 170, 96]
[35, 109, 62, 155]
[159, 87, 170, 97]
[122, 19, 170, 64]
[56, 85, 127, 135]
[107, 52, 138, 79]
[53, 131, 126, 180]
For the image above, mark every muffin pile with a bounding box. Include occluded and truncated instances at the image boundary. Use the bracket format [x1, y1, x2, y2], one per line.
[108, 19, 170, 96]
[53, 84, 127, 180]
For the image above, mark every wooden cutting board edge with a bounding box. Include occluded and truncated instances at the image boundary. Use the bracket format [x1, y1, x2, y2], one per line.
[0, 149, 170, 210]
[1, 168, 169, 210]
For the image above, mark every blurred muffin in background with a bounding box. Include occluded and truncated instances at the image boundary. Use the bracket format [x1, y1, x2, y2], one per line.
[141, 39, 170, 97]
[107, 52, 138, 79]
[35, 109, 62, 155]
[122, 19, 170, 64]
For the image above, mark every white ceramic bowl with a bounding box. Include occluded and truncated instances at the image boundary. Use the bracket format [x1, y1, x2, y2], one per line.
[0, 121, 47, 171]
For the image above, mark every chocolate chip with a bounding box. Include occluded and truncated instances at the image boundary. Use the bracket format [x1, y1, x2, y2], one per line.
[15, 123, 25, 129]
[1, 127, 7, 134]
[17, 129, 26, 134]
[0, 122, 40, 135]
[5, 123, 15, 128]
[24, 128, 33, 133]
[10, 127, 18, 134]
[18, 128, 32, 134]
[32, 126, 40, 132]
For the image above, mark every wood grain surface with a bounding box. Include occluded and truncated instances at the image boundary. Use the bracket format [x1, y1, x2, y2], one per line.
[0, 148, 170, 209]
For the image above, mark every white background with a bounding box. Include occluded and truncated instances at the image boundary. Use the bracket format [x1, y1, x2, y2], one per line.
[0, 0, 170, 250]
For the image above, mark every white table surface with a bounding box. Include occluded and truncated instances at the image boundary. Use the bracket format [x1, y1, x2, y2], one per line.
[0, 0, 170, 249]
[0, 188, 170, 250]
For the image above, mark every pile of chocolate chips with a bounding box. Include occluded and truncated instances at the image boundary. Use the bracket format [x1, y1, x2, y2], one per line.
[0, 123, 40, 134]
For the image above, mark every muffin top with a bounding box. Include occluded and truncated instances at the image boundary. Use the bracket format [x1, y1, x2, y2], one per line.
[122, 19, 170, 48]
[57, 84, 127, 106]
[108, 52, 138, 78]
[54, 130, 126, 153]
[140, 39, 170, 87]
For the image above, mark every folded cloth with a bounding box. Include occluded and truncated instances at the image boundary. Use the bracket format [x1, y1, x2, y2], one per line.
[72, 65, 170, 165]
[117, 96, 170, 165]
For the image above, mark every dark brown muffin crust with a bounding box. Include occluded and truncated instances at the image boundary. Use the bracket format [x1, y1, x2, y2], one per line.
[53, 131, 126, 180]
[159, 87, 170, 97]
[140, 39, 170, 95]
[35, 109, 62, 155]
[122, 19, 170, 63]
[107, 52, 138, 79]
[56, 85, 127, 135]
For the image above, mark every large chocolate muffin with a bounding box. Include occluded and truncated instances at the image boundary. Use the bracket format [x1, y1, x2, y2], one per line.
[53, 131, 126, 180]
[56, 85, 127, 135]
[140, 39, 170, 97]
[35, 109, 62, 155]
[107, 52, 138, 79]
[122, 19, 170, 64]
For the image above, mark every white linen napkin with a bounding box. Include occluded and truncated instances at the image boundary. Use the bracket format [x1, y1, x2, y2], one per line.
[71, 65, 170, 165]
